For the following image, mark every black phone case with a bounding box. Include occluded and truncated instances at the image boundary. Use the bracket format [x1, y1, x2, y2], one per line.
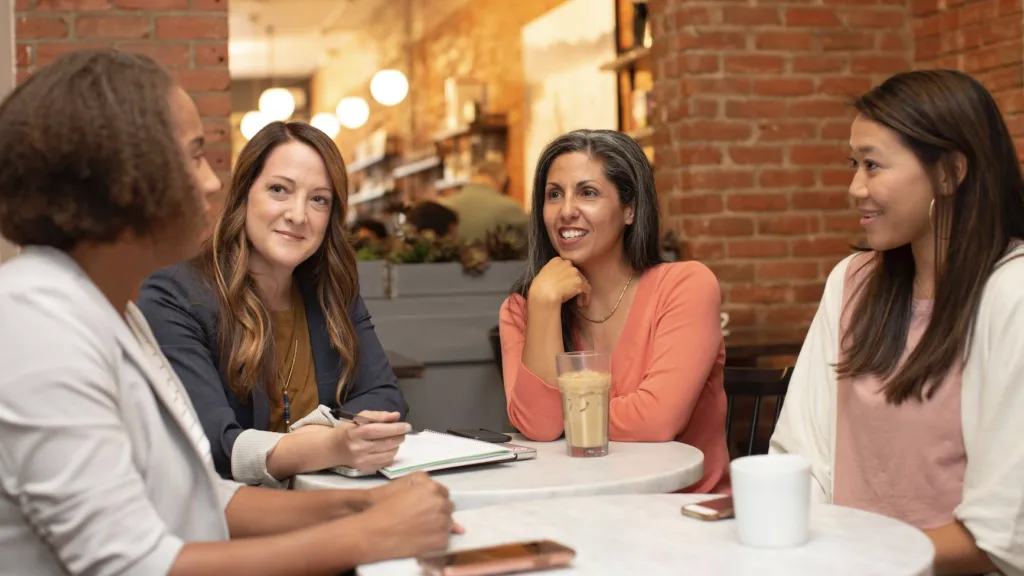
[447, 428, 512, 443]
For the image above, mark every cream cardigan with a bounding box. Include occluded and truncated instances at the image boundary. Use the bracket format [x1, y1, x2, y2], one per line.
[770, 244, 1024, 576]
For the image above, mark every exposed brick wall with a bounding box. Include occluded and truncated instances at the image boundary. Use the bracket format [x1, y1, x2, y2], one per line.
[323, 0, 568, 204]
[649, 0, 911, 336]
[14, 0, 232, 202]
[912, 0, 1024, 157]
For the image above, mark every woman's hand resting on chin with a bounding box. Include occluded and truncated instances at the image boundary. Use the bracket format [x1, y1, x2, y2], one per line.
[528, 257, 591, 308]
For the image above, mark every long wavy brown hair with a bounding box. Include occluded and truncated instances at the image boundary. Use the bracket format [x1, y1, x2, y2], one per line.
[196, 121, 360, 405]
[837, 70, 1024, 404]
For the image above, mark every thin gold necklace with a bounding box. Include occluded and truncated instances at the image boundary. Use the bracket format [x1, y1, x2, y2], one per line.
[281, 294, 300, 430]
[576, 270, 636, 324]
[281, 339, 298, 429]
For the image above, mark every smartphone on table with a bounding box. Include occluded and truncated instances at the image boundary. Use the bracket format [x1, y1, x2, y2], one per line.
[681, 496, 734, 521]
[447, 428, 513, 443]
[417, 539, 576, 576]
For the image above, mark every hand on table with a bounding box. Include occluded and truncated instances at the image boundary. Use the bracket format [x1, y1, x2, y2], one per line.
[362, 472, 461, 561]
[369, 472, 465, 535]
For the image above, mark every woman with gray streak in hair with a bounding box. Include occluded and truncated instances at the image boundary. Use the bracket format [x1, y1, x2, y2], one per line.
[498, 129, 731, 493]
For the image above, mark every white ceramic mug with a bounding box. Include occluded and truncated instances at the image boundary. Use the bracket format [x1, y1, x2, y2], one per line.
[730, 454, 811, 548]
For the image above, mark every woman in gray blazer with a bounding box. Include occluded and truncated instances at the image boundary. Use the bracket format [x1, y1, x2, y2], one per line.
[0, 49, 454, 576]
[138, 122, 411, 488]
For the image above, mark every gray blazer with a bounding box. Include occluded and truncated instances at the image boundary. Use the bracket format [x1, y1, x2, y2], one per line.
[137, 262, 408, 487]
[0, 247, 239, 576]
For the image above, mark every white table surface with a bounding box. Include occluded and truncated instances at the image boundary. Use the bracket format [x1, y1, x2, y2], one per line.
[357, 494, 935, 576]
[292, 434, 704, 511]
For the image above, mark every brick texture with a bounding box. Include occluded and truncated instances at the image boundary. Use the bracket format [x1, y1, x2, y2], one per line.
[14, 0, 231, 206]
[650, 0, 912, 336]
[912, 0, 1024, 158]
[327, 0, 567, 204]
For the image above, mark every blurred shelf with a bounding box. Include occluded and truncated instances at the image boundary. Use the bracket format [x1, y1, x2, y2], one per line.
[432, 115, 508, 143]
[393, 155, 442, 179]
[349, 186, 394, 206]
[600, 46, 652, 72]
[347, 153, 391, 174]
[626, 126, 655, 144]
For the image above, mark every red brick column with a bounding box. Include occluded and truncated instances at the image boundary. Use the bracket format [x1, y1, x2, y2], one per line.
[648, 0, 911, 336]
[14, 0, 232, 196]
[912, 0, 1024, 158]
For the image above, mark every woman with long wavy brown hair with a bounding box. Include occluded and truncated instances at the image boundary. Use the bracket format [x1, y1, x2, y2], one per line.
[138, 121, 409, 488]
[0, 49, 453, 576]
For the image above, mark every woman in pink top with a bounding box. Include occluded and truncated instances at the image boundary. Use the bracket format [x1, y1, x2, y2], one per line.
[771, 70, 1024, 575]
[498, 129, 730, 494]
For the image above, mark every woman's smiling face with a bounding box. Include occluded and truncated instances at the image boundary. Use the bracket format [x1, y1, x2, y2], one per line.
[542, 151, 634, 269]
[847, 114, 935, 251]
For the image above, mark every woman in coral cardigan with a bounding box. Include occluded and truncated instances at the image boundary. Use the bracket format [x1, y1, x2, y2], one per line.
[498, 129, 729, 493]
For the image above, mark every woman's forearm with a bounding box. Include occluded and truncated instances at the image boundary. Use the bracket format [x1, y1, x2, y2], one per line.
[925, 521, 998, 575]
[520, 297, 565, 388]
[169, 514, 373, 576]
[265, 426, 341, 480]
[225, 486, 371, 538]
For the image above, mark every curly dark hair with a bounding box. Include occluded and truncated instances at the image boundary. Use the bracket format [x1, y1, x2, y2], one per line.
[0, 48, 198, 251]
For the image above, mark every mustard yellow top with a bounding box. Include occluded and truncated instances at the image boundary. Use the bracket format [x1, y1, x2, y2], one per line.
[268, 288, 319, 433]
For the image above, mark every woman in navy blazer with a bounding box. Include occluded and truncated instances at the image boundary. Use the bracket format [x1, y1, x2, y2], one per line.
[139, 121, 409, 488]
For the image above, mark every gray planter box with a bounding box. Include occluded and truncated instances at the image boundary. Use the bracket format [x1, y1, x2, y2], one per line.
[386, 260, 525, 298]
[356, 260, 388, 300]
[360, 260, 527, 432]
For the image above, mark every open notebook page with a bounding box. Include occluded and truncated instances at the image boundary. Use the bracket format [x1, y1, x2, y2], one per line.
[380, 430, 515, 478]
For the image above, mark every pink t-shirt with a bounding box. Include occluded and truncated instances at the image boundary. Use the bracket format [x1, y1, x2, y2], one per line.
[832, 254, 966, 530]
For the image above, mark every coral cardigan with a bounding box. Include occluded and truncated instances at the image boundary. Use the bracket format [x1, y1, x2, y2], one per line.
[498, 261, 730, 494]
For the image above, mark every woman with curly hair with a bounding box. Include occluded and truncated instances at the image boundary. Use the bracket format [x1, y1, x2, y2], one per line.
[0, 48, 455, 575]
[138, 121, 410, 488]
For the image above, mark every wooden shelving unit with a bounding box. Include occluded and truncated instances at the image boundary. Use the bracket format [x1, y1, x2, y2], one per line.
[391, 113, 508, 203]
[602, 0, 655, 167]
[599, 46, 651, 72]
[347, 129, 400, 220]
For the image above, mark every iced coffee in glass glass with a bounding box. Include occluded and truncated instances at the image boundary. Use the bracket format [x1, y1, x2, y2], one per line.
[555, 351, 612, 457]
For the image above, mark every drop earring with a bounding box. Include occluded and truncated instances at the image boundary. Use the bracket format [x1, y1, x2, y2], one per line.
[929, 198, 935, 223]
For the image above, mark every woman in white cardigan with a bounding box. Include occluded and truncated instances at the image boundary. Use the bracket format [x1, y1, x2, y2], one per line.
[770, 69, 1024, 576]
[0, 49, 456, 575]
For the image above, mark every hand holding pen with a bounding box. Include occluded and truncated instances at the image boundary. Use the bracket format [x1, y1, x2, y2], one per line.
[330, 409, 411, 472]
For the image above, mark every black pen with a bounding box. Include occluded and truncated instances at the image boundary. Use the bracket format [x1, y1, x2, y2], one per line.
[331, 409, 419, 433]
[331, 409, 375, 425]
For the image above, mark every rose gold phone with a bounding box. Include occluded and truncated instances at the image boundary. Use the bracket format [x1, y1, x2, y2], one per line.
[681, 496, 734, 521]
[417, 540, 576, 576]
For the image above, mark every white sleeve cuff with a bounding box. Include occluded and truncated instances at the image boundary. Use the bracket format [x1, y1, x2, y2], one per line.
[230, 429, 289, 489]
[288, 404, 340, 430]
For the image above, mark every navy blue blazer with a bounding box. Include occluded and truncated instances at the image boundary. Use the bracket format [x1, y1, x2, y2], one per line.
[136, 262, 408, 480]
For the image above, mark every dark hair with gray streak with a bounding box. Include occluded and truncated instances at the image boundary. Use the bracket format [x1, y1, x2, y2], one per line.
[511, 129, 663, 351]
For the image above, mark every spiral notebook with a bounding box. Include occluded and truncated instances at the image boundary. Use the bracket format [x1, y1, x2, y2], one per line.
[376, 430, 517, 479]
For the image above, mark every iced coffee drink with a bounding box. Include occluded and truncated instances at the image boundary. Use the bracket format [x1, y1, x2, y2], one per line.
[555, 351, 612, 458]
[557, 370, 611, 457]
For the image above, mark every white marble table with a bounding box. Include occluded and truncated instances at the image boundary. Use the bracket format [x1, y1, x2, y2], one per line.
[293, 434, 704, 510]
[357, 494, 935, 576]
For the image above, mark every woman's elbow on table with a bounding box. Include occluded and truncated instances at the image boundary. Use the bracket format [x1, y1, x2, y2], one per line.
[507, 408, 563, 442]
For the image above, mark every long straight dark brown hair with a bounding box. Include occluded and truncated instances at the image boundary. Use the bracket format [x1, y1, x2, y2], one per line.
[196, 121, 361, 405]
[838, 70, 1024, 404]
